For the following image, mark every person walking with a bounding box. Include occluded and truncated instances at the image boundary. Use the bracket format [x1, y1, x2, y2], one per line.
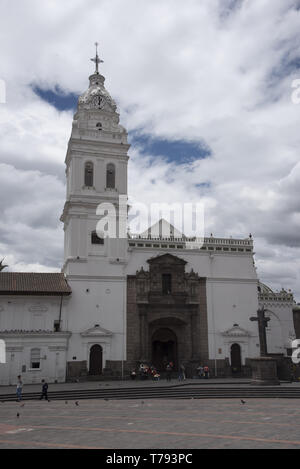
[40, 379, 48, 400]
[166, 363, 172, 382]
[16, 375, 23, 402]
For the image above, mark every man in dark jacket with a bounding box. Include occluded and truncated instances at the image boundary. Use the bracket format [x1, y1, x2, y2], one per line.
[40, 379, 48, 400]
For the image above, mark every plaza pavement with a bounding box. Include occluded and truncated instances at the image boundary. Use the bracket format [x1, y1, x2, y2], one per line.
[1, 392, 300, 448]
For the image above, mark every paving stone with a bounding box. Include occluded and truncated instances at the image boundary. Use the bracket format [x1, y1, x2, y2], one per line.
[1, 397, 300, 448]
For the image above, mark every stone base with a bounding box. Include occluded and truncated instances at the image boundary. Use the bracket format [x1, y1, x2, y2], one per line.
[250, 357, 280, 386]
[66, 360, 88, 381]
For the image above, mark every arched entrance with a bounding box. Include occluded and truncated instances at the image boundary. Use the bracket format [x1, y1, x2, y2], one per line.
[230, 343, 242, 373]
[89, 344, 103, 375]
[151, 328, 177, 371]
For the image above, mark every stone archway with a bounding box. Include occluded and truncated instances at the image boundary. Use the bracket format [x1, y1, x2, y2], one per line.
[151, 328, 178, 371]
[89, 344, 103, 375]
[230, 343, 242, 373]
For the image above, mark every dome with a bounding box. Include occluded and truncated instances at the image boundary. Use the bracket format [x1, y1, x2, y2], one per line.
[78, 73, 117, 112]
[257, 282, 274, 294]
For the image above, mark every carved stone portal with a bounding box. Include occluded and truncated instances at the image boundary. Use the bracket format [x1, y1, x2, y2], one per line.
[127, 253, 209, 372]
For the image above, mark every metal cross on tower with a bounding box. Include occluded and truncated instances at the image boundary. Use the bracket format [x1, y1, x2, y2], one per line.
[90, 42, 104, 74]
[250, 306, 270, 357]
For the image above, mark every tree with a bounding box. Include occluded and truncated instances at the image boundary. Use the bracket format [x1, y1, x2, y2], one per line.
[0, 259, 8, 271]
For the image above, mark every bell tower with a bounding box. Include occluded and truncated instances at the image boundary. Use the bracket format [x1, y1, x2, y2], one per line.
[61, 44, 130, 275]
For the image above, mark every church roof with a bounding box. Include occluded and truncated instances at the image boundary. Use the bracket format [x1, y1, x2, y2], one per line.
[0, 273, 71, 296]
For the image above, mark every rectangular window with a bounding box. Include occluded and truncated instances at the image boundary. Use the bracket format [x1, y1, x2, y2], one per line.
[30, 348, 41, 369]
[162, 274, 172, 295]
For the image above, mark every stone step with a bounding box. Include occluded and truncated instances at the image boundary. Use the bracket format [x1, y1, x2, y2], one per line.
[2, 384, 300, 402]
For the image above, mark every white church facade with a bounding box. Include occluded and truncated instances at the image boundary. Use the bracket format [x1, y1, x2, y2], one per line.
[0, 52, 296, 385]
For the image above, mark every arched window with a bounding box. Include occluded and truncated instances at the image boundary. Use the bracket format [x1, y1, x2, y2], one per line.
[91, 231, 104, 245]
[106, 163, 115, 189]
[30, 348, 41, 369]
[85, 162, 94, 187]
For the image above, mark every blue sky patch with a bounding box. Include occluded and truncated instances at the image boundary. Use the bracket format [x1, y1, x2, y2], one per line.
[32, 85, 78, 111]
[129, 133, 210, 164]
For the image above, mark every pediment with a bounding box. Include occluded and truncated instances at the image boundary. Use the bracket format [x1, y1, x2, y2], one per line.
[221, 324, 251, 337]
[147, 253, 187, 266]
[141, 218, 184, 239]
[80, 325, 113, 337]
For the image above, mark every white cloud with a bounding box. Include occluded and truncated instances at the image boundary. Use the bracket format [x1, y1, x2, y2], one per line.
[0, 0, 299, 299]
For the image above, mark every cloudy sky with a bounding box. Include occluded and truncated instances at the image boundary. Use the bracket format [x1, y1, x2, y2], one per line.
[0, 0, 300, 300]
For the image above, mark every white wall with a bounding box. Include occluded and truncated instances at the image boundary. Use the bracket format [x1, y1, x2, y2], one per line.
[0, 295, 70, 385]
[262, 300, 295, 355]
[65, 274, 126, 365]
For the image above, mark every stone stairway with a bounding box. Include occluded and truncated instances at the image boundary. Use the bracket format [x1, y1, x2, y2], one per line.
[2, 382, 300, 402]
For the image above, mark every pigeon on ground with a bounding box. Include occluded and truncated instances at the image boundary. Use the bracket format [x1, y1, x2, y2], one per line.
[241, 399, 246, 404]
[75, 401, 79, 406]
[65, 401, 68, 404]
[16, 413, 20, 418]
[20, 403, 25, 407]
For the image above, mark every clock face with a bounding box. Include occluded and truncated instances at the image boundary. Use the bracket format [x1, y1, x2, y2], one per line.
[92, 95, 106, 109]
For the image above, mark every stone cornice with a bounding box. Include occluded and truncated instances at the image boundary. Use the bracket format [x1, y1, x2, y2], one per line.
[66, 274, 126, 282]
[206, 278, 258, 284]
[0, 331, 72, 339]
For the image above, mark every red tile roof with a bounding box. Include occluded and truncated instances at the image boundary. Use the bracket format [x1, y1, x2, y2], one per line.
[0, 273, 71, 296]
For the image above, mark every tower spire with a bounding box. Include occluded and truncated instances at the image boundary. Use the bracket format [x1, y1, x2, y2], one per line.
[90, 42, 104, 74]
